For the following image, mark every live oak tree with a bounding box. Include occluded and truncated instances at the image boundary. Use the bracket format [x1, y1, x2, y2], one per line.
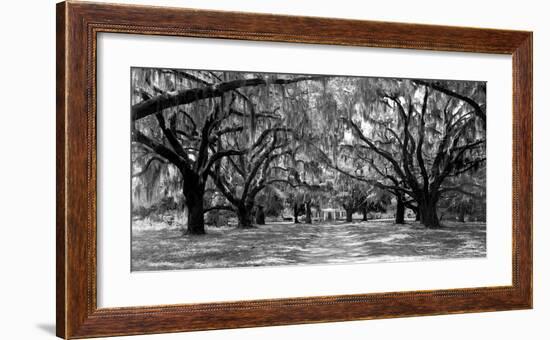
[308, 77, 486, 228]
[331, 173, 390, 222]
[335, 142, 412, 224]
[132, 68, 486, 233]
[206, 126, 297, 228]
[202, 76, 322, 228]
[346, 79, 485, 228]
[131, 69, 322, 233]
[333, 175, 372, 222]
[301, 78, 409, 224]
[280, 148, 326, 224]
[205, 78, 328, 227]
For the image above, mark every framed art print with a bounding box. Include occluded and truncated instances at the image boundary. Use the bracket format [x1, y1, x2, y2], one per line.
[56, 1, 532, 338]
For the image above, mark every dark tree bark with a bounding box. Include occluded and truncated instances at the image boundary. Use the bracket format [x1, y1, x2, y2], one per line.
[237, 207, 252, 229]
[304, 201, 312, 224]
[395, 196, 405, 224]
[237, 203, 254, 228]
[183, 173, 206, 235]
[255, 206, 265, 225]
[345, 208, 354, 222]
[418, 198, 440, 228]
[407, 204, 420, 221]
[362, 206, 368, 221]
[132, 76, 324, 121]
[293, 203, 300, 224]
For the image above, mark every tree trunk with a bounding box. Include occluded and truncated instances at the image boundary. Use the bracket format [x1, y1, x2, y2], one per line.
[409, 206, 420, 221]
[237, 204, 253, 228]
[458, 210, 465, 223]
[293, 203, 300, 224]
[419, 200, 440, 228]
[362, 206, 368, 221]
[255, 206, 265, 225]
[183, 175, 206, 235]
[345, 208, 354, 222]
[305, 202, 312, 224]
[395, 196, 405, 224]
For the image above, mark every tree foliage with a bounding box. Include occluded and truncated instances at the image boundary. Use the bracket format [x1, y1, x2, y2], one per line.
[131, 68, 486, 233]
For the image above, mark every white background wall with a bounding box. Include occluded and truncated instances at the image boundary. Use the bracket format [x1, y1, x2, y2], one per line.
[0, 0, 546, 339]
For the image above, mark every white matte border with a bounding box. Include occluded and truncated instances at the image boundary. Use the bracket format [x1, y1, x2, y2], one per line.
[97, 33, 512, 308]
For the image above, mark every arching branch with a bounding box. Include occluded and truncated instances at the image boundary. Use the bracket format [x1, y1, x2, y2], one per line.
[413, 79, 486, 125]
[132, 76, 325, 121]
[132, 129, 188, 171]
[132, 156, 167, 178]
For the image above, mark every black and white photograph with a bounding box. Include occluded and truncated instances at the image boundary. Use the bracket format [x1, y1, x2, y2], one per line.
[2, 0, 545, 339]
[130, 67, 487, 271]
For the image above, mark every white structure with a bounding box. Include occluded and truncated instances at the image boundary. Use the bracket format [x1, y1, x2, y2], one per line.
[315, 208, 347, 221]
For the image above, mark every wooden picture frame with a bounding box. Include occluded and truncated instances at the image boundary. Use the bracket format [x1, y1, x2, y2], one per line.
[56, 1, 532, 338]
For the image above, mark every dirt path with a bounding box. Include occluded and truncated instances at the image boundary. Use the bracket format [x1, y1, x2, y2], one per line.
[131, 220, 486, 271]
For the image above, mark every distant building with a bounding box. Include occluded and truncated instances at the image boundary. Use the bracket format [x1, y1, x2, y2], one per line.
[315, 208, 346, 221]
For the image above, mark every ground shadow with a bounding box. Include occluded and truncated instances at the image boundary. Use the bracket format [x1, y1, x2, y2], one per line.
[132, 220, 487, 271]
[36, 323, 56, 336]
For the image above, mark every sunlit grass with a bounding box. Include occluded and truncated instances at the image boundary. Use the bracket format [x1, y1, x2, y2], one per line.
[131, 220, 486, 271]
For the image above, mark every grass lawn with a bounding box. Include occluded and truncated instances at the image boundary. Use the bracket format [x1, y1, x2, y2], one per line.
[131, 220, 486, 271]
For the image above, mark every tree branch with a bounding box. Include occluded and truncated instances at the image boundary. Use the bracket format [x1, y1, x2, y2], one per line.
[155, 113, 189, 160]
[203, 205, 235, 213]
[207, 170, 240, 206]
[413, 79, 486, 126]
[416, 87, 430, 188]
[202, 148, 248, 176]
[131, 156, 167, 178]
[216, 126, 244, 136]
[132, 76, 325, 121]
[342, 118, 408, 185]
[132, 130, 188, 171]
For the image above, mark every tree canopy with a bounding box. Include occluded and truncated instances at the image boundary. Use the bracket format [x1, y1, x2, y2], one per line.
[131, 68, 486, 234]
